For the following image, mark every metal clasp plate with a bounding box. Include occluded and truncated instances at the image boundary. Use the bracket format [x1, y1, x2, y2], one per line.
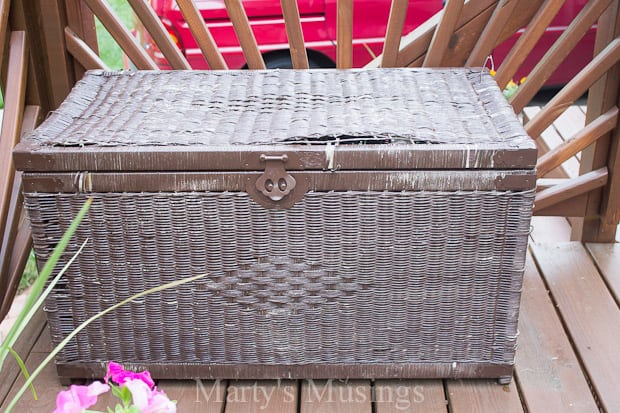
[246, 153, 308, 209]
[255, 154, 297, 201]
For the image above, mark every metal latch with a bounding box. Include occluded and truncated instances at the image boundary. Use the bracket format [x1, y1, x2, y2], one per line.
[255, 154, 297, 201]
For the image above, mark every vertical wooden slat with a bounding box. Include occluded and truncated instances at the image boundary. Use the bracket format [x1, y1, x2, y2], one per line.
[0, 0, 10, 81]
[65, 0, 99, 79]
[336, 0, 353, 68]
[0, 31, 27, 318]
[509, 0, 613, 113]
[0, 105, 40, 322]
[383, 0, 545, 68]
[7, 0, 47, 111]
[595, 113, 620, 239]
[423, 0, 464, 67]
[224, 0, 266, 69]
[494, 0, 567, 89]
[65, 27, 110, 71]
[175, 0, 227, 70]
[574, 0, 620, 242]
[0, 30, 27, 243]
[126, 0, 191, 70]
[40, 0, 76, 108]
[78, 1, 99, 54]
[0, 174, 24, 321]
[380, 0, 408, 68]
[83, 0, 159, 70]
[524, 38, 620, 138]
[465, 0, 519, 67]
[280, 0, 309, 69]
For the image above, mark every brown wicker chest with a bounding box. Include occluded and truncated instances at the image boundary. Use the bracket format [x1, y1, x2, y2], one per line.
[14, 68, 536, 383]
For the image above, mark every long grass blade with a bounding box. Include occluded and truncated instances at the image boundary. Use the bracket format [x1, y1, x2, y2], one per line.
[8, 347, 37, 400]
[4, 272, 207, 412]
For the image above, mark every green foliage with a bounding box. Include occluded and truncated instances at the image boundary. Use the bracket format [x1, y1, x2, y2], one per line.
[96, 0, 136, 69]
[18, 251, 39, 294]
[1, 91, 4, 109]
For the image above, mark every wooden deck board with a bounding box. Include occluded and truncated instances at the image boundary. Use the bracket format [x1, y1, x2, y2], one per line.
[374, 380, 447, 412]
[225, 380, 297, 412]
[299, 380, 372, 413]
[2, 240, 619, 412]
[586, 242, 620, 303]
[529, 216, 572, 243]
[530, 242, 620, 412]
[515, 254, 599, 412]
[445, 379, 523, 413]
[162, 379, 226, 412]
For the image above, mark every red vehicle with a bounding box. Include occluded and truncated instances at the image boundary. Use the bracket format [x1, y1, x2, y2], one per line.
[137, 0, 595, 86]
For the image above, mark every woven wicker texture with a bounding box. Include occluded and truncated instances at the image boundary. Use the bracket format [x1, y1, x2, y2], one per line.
[26, 190, 533, 366]
[25, 69, 530, 147]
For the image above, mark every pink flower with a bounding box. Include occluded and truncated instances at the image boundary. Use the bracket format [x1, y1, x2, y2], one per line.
[105, 361, 155, 388]
[53, 381, 110, 413]
[124, 379, 176, 413]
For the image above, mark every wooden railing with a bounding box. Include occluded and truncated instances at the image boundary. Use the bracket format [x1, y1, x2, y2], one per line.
[1, 0, 619, 319]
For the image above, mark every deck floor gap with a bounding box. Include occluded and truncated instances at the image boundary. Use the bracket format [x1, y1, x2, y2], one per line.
[221, 379, 229, 412]
[442, 380, 452, 413]
[296, 379, 302, 413]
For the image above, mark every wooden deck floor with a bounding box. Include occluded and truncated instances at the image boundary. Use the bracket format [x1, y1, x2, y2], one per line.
[1, 231, 619, 412]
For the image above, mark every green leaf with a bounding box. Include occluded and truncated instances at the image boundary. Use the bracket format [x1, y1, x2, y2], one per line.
[111, 383, 124, 399]
[119, 385, 133, 405]
[503, 84, 519, 100]
[7, 347, 37, 400]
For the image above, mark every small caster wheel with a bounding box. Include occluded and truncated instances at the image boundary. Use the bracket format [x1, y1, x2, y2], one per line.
[497, 376, 512, 385]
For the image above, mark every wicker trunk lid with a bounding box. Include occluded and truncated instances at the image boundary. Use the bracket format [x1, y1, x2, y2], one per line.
[14, 69, 536, 381]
